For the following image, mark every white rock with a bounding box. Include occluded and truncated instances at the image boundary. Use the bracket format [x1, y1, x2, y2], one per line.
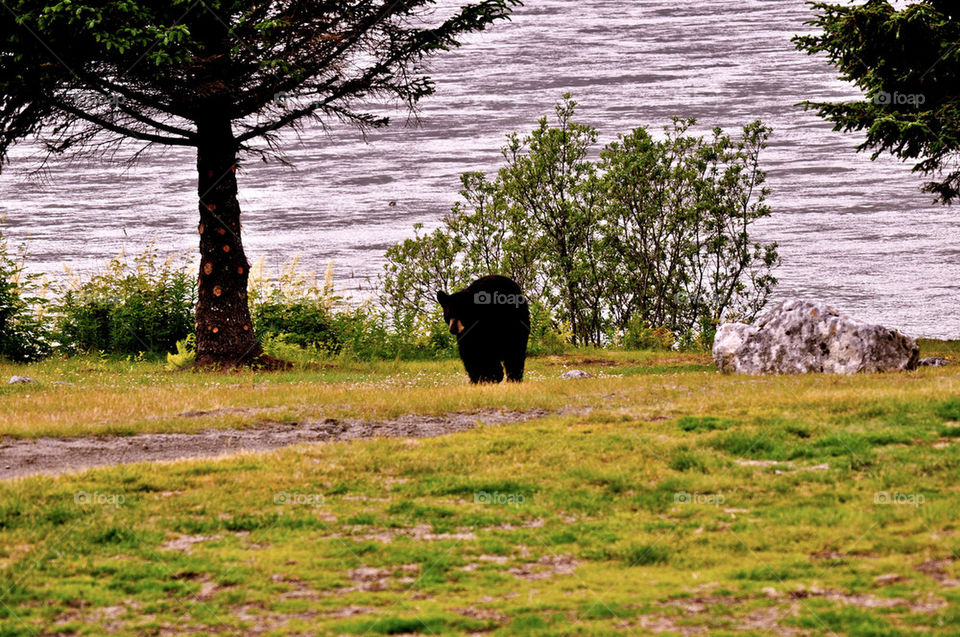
[713, 299, 919, 375]
[918, 357, 956, 367]
[561, 369, 593, 379]
[712, 323, 758, 372]
[7, 376, 38, 385]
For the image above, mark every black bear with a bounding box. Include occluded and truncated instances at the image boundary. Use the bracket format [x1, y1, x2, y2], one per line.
[436, 275, 530, 383]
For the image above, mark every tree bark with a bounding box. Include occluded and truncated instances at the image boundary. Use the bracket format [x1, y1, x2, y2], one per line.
[193, 117, 287, 370]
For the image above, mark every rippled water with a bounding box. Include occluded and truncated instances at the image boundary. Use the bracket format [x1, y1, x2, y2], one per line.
[1, 0, 956, 337]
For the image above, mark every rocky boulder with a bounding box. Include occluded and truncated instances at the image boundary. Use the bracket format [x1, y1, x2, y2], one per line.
[7, 376, 38, 385]
[713, 299, 919, 375]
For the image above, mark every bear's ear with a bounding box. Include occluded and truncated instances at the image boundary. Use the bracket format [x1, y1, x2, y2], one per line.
[436, 290, 449, 306]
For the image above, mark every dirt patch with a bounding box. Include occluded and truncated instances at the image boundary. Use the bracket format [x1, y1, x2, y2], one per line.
[737, 606, 804, 635]
[507, 554, 580, 581]
[340, 564, 420, 593]
[916, 558, 959, 587]
[226, 602, 317, 634]
[736, 459, 831, 474]
[0, 409, 549, 481]
[636, 598, 797, 635]
[648, 587, 945, 634]
[267, 573, 324, 601]
[55, 603, 131, 632]
[498, 518, 544, 530]
[459, 554, 512, 571]
[544, 355, 619, 367]
[873, 573, 909, 586]
[326, 605, 376, 618]
[809, 550, 848, 561]
[159, 534, 221, 553]
[330, 523, 478, 544]
[781, 586, 946, 613]
[409, 524, 477, 542]
[660, 595, 750, 613]
[635, 615, 705, 635]
[176, 406, 291, 419]
[454, 606, 507, 622]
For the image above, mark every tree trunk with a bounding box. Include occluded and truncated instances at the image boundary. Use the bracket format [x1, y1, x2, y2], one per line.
[193, 117, 287, 370]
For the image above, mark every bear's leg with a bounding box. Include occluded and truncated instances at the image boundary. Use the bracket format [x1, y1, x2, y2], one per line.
[458, 345, 502, 384]
[502, 325, 529, 382]
[459, 351, 485, 384]
[474, 357, 504, 383]
[503, 352, 525, 382]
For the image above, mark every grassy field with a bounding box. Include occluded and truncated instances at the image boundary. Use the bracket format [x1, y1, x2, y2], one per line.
[1, 340, 960, 635]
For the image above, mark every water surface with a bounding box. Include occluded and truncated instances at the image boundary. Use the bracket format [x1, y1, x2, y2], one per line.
[1, 0, 956, 337]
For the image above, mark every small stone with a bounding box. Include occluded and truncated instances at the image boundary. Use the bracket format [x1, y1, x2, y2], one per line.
[874, 573, 907, 585]
[918, 357, 956, 367]
[8, 376, 38, 385]
[561, 369, 592, 379]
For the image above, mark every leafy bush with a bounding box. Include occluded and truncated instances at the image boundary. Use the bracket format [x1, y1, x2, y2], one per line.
[259, 333, 326, 366]
[248, 257, 343, 354]
[382, 95, 779, 347]
[250, 258, 458, 362]
[165, 334, 196, 371]
[54, 247, 195, 356]
[621, 318, 675, 351]
[0, 228, 51, 362]
[527, 301, 568, 356]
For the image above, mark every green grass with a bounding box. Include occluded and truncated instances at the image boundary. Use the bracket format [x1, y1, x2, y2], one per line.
[0, 343, 959, 635]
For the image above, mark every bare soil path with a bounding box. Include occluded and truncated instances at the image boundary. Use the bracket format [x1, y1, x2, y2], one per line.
[0, 409, 548, 481]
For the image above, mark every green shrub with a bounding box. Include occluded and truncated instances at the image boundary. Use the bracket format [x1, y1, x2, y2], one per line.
[247, 256, 339, 352]
[54, 247, 195, 356]
[253, 299, 341, 353]
[381, 95, 779, 347]
[165, 334, 196, 371]
[622, 317, 675, 351]
[259, 333, 327, 366]
[0, 228, 51, 362]
[527, 301, 568, 356]
[249, 258, 458, 362]
[675, 317, 719, 352]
